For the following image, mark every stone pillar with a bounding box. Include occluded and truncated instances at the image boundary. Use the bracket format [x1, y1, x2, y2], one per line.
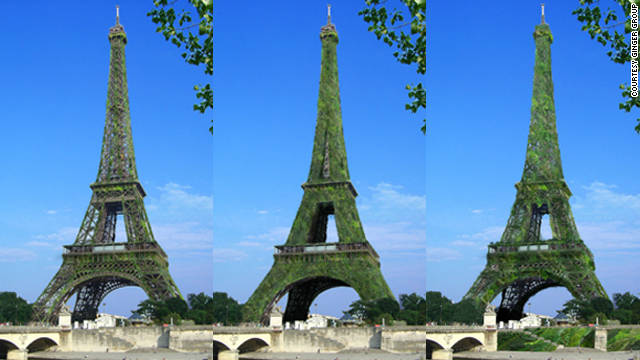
[484, 329, 498, 352]
[218, 349, 239, 360]
[483, 304, 498, 352]
[595, 327, 607, 352]
[431, 349, 453, 360]
[6, 349, 27, 360]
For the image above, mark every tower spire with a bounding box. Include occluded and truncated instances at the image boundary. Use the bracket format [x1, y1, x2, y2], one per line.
[100, 10, 135, 182]
[327, 4, 331, 24]
[540, 3, 545, 24]
[308, 11, 349, 185]
[521, 18, 563, 183]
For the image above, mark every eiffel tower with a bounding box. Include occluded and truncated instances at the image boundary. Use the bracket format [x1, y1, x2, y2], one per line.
[243, 8, 394, 324]
[464, 7, 607, 322]
[33, 9, 181, 324]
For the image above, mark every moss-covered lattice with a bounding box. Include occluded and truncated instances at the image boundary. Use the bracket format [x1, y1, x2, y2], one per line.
[243, 16, 394, 324]
[463, 19, 606, 322]
[32, 14, 181, 324]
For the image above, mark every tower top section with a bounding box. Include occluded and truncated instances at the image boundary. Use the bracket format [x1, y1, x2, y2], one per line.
[96, 6, 137, 183]
[521, 18, 563, 184]
[306, 10, 350, 185]
[320, 4, 338, 41]
[109, 5, 127, 43]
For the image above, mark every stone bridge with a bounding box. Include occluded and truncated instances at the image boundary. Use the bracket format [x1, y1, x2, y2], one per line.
[425, 326, 497, 360]
[213, 326, 426, 359]
[0, 327, 62, 360]
[0, 325, 427, 359]
[213, 327, 273, 359]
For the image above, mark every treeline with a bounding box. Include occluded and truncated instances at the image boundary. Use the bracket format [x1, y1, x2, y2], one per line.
[424, 291, 484, 325]
[133, 292, 242, 325]
[560, 292, 640, 325]
[0, 291, 244, 326]
[343, 293, 426, 325]
[0, 290, 428, 326]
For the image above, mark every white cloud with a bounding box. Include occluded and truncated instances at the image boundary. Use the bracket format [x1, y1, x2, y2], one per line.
[471, 209, 483, 214]
[236, 241, 273, 251]
[26, 241, 55, 248]
[568, 181, 640, 253]
[572, 182, 640, 223]
[462, 226, 504, 243]
[257, 210, 268, 215]
[451, 240, 478, 247]
[364, 223, 425, 252]
[581, 182, 640, 209]
[213, 248, 247, 263]
[365, 182, 426, 211]
[0, 248, 37, 262]
[150, 182, 213, 212]
[245, 227, 290, 244]
[46, 210, 57, 215]
[153, 222, 212, 251]
[426, 247, 462, 262]
[34, 227, 78, 245]
[579, 221, 640, 251]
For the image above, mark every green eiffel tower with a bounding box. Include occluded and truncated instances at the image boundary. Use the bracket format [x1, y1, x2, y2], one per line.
[243, 8, 394, 324]
[464, 7, 607, 322]
[33, 8, 181, 324]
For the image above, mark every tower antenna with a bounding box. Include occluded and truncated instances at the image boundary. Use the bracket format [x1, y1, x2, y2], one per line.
[541, 3, 545, 24]
[116, 5, 120, 25]
[327, 4, 331, 24]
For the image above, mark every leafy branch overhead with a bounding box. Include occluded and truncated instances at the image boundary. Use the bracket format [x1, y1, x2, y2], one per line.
[573, 0, 640, 133]
[359, 0, 426, 134]
[148, 0, 213, 134]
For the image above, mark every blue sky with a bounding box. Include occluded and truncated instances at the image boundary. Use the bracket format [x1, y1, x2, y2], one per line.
[213, 1, 425, 317]
[0, 1, 212, 316]
[428, 1, 639, 316]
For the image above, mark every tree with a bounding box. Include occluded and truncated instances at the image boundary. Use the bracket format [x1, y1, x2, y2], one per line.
[611, 292, 640, 324]
[148, 0, 213, 134]
[0, 292, 32, 325]
[359, 0, 426, 133]
[211, 292, 242, 325]
[397, 292, 426, 325]
[574, 0, 639, 133]
[425, 291, 453, 324]
[186, 292, 214, 324]
[133, 296, 189, 325]
[344, 297, 401, 325]
[560, 296, 614, 324]
[449, 298, 484, 325]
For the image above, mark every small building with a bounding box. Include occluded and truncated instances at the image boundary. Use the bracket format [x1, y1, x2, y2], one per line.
[305, 313, 340, 328]
[554, 312, 576, 326]
[95, 312, 127, 328]
[339, 313, 362, 327]
[128, 312, 152, 326]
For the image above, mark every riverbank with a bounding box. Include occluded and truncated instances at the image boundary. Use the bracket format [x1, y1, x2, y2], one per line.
[454, 348, 640, 360]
